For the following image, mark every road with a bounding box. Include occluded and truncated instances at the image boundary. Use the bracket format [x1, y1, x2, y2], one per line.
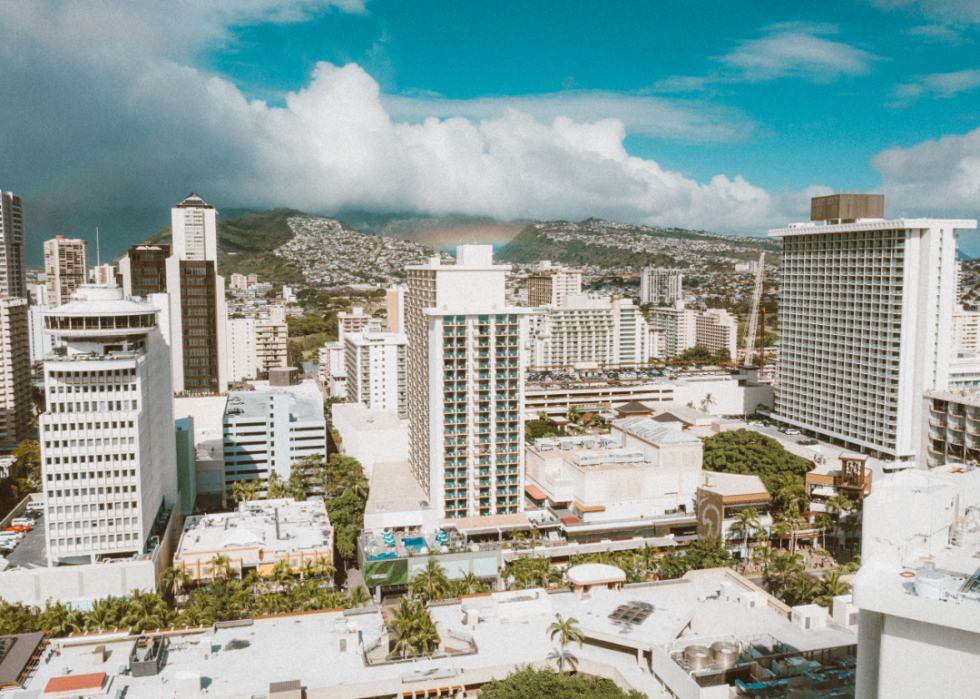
[744, 422, 818, 446]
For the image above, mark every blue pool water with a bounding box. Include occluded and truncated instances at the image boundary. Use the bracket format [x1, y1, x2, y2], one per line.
[402, 536, 427, 554]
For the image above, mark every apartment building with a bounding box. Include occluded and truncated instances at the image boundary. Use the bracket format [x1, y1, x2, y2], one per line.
[526, 261, 583, 307]
[38, 285, 178, 565]
[647, 301, 696, 358]
[639, 267, 683, 305]
[229, 273, 248, 290]
[386, 285, 406, 332]
[952, 304, 980, 353]
[771, 194, 977, 461]
[0, 191, 27, 298]
[345, 331, 407, 418]
[226, 317, 256, 382]
[695, 308, 738, 359]
[222, 384, 326, 491]
[254, 307, 288, 379]
[337, 307, 381, 341]
[405, 246, 529, 519]
[528, 294, 652, 368]
[922, 388, 980, 469]
[164, 194, 228, 394]
[90, 264, 116, 285]
[0, 297, 31, 444]
[44, 236, 88, 306]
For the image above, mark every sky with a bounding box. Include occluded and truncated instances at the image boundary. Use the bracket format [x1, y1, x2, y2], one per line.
[3, 0, 980, 264]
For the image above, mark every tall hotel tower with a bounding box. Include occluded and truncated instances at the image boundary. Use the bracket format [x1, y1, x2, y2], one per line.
[39, 285, 177, 565]
[406, 246, 529, 519]
[44, 236, 89, 306]
[155, 193, 228, 394]
[771, 194, 976, 463]
[0, 191, 26, 298]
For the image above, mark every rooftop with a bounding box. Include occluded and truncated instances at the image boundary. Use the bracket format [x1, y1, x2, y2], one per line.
[613, 416, 702, 446]
[175, 498, 331, 559]
[364, 461, 429, 518]
[332, 403, 404, 432]
[224, 389, 322, 423]
[701, 471, 770, 498]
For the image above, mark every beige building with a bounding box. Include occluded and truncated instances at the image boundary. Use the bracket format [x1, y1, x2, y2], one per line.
[337, 307, 380, 341]
[694, 308, 738, 359]
[527, 261, 582, 307]
[952, 304, 980, 353]
[173, 498, 333, 582]
[0, 296, 30, 444]
[254, 307, 288, 379]
[44, 236, 88, 306]
[385, 285, 405, 333]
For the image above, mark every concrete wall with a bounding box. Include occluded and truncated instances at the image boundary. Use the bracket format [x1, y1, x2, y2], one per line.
[672, 380, 773, 416]
[0, 558, 157, 605]
[332, 407, 409, 480]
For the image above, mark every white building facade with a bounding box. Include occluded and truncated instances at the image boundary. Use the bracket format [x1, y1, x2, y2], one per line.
[640, 267, 683, 305]
[226, 317, 256, 382]
[345, 331, 408, 418]
[771, 207, 977, 461]
[527, 261, 583, 307]
[406, 246, 528, 519]
[39, 285, 178, 565]
[694, 308, 738, 360]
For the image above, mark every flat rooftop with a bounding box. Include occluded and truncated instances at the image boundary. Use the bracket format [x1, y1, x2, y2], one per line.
[18, 570, 856, 699]
[332, 403, 404, 431]
[176, 498, 331, 558]
[364, 461, 429, 517]
[225, 388, 322, 423]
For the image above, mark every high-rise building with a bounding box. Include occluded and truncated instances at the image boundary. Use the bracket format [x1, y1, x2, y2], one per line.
[771, 194, 977, 461]
[38, 285, 177, 565]
[90, 264, 116, 285]
[0, 191, 27, 298]
[345, 331, 407, 417]
[163, 194, 228, 394]
[0, 297, 31, 444]
[694, 309, 738, 360]
[29, 304, 55, 364]
[337, 307, 381, 342]
[226, 317, 256, 382]
[44, 236, 88, 306]
[118, 244, 170, 298]
[528, 294, 652, 368]
[386, 285, 406, 333]
[952, 304, 980, 353]
[647, 301, 696, 358]
[639, 268, 683, 306]
[229, 273, 248, 290]
[406, 246, 528, 519]
[527, 261, 583, 307]
[254, 307, 288, 379]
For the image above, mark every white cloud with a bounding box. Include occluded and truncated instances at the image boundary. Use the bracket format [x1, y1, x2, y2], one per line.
[717, 24, 877, 82]
[891, 69, 980, 105]
[872, 127, 980, 217]
[872, 0, 980, 24]
[0, 0, 801, 241]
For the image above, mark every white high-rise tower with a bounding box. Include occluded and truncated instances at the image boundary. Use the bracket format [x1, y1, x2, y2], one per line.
[39, 285, 177, 565]
[406, 246, 529, 519]
[771, 194, 977, 462]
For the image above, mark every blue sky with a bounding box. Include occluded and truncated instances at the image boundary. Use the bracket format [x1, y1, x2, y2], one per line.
[2, 0, 980, 263]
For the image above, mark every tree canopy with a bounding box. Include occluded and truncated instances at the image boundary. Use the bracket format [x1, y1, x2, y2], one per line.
[702, 429, 807, 492]
[675, 345, 713, 362]
[479, 666, 646, 699]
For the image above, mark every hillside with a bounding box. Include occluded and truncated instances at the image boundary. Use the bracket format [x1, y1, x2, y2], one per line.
[334, 211, 525, 252]
[121, 208, 309, 283]
[496, 219, 779, 271]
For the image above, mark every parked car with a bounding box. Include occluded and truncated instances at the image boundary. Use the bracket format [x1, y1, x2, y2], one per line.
[11, 518, 34, 527]
[5, 524, 31, 533]
[781, 428, 802, 436]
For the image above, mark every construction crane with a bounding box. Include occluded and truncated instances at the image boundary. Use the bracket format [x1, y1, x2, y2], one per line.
[743, 253, 766, 370]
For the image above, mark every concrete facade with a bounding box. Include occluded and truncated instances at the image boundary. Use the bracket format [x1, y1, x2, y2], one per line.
[331, 403, 409, 480]
[640, 267, 683, 305]
[0, 296, 31, 444]
[344, 331, 407, 418]
[44, 236, 88, 306]
[0, 190, 27, 299]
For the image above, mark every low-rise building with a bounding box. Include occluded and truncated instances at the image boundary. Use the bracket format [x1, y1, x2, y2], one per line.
[331, 403, 408, 480]
[923, 387, 980, 468]
[337, 307, 381, 341]
[173, 497, 333, 582]
[696, 471, 772, 559]
[526, 260, 582, 307]
[854, 468, 980, 699]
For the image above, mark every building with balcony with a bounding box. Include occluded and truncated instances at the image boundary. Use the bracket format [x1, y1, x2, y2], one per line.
[640, 267, 683, 305]
[405, 246, 530, 520]
[44, 236, 88, 306]
[952, 304, 980, 353]
[0, 190, 26, 299]
[344, 331, 407, 418]
[226, 317, 256, 382]
[526, 261, 582, 307]
[0, 296, 30, 444]
[222, 382, 326, 493]
[337, 307, 381, 341]
[770, 194, 977, 461]
[38, 285, 178, 565]
[253, 307, 288, 379]
[923, 388, 980, 469]
[647, 301, 696, 359]
[694, 308, 738, 360]
[118, 244, 169, 299]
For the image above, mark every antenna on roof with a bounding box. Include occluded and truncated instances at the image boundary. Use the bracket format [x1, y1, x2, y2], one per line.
[96, 227, 101, 269]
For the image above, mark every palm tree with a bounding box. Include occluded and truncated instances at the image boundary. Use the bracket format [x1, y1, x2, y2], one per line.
[770, 551, 804, 597]
[266, 472, 286, 499]
[344, 473, 369, 501]
[409, 556, 449, 602]
[270, 559, 294, 593]
[460, 572, 481, 595]
[299, 560, 316, 582]
[700, 393, 715, 413]
[40, 602, 85, 638]
[348, 584, 371, 608]
[231, 479, 258, 503]
[208, 554, 234, 582]
[840, 554, 862, 575]
[566, 406, 582, 424]
[752, 542, 776, 581]
[786, 572, 818, 606]
[548, 613, 584, 673]
[728, 508, 761, 561]
[385, 597, 440, 659]
[770, 514, 792, 550]
[160, 566, 192, 603]
[825, 495, 851, 548]
[814, 571, 852, 608]
[773, 474, 808, 515]
[509, 527, 526, 542]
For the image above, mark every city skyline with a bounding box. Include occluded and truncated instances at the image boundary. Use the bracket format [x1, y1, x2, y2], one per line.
[3, 1, 980, 264]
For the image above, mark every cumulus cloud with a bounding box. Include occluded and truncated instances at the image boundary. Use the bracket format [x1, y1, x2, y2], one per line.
[872, 128, 980, 217]
[872, 0, 980, 24]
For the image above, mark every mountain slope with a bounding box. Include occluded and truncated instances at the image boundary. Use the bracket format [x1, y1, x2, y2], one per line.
[121, 208, 309, 283]
[332, 211, 525, 252]
[496, 219, 779, 270]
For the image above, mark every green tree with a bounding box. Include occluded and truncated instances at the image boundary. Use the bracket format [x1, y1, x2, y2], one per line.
[385, 597, 440, 659]
[410, 556, 450, 602]
[683, 536, 733, 571]
[479, 666, 646, 699]
[548, 613, 585, 673]
[700, 393, 715, 413]
[566, 406, 582, 425]
[266, 472, 287, 499]
[231, 479, 258, 503]
[814, 571, 851, 608]
[714, 347, 732, 364]
[675, 344, 713, 362]
[728, 508, 762, 560]
[348, 584, 371, 608]
[702, 429, 807, 493]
